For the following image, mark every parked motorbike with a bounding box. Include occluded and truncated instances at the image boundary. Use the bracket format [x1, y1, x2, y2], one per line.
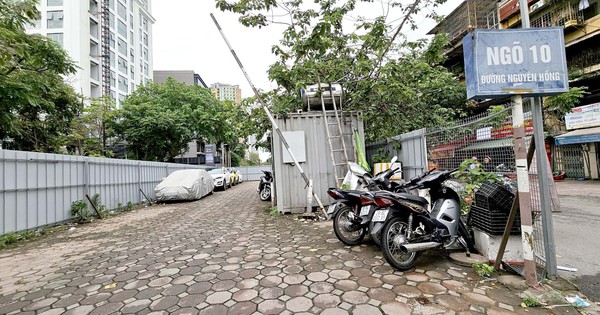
[327, 157, 410, 246]
[372, 168, 474, 271]
[258, 170, 273, 201]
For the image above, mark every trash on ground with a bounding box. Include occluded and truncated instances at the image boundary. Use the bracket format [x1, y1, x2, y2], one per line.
[566, 295, 590, 308]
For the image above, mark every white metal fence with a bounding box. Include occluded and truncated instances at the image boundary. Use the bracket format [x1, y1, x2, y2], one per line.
[0, 150, 201, 235]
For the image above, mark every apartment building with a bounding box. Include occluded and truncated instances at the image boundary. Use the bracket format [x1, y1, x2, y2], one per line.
[28, 0, 155, 108]
[429, 0, 600, 179]
[153, 70, 208, 87]
[210, 83, 242, 106]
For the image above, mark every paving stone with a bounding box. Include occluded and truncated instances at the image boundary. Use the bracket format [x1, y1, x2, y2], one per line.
[405, 272, 430, 282]
[341, 291, 369, 304]
[284, 284, 309, 297]
[357, 276, 384, 288]
[313, 294, 341, 309]
[310, 282, 335, 294]
[89, 302, 124, 315]
[286, 296, 313, 312]
[381, 301, 412, 314]
[392, 284, 422, 298]
[259, 287, 284, 299]
[177, 294, 206, 308]
[149, 296, 179, 311]
[257, 299, 286, 314]
[417, 282, 448, 295]
[227, 301, 256, 315]
[320, 307, 348, 315]
[187, 282, 211, 294]
[205, 291, 232, 304]
[329, 270, 351, 280]
[435, 294, 470, 312]
[232, 289, 258, 302]
[462, 292, 497, 308]
[283, 274, 306, 285]
[334, 279, 359, 291]
[63, 305, 95, 315]
[352, 304, 383, 315]
[211, 280, 236, 291]
[199, 305, 228, 315]
[367, 288, 396, 302]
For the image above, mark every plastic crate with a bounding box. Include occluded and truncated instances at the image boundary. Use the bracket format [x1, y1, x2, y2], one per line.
[475, 182, 515, 213]
[468, 205, 521, 235]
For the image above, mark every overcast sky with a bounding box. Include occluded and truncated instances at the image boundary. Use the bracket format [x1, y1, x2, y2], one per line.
[152, 0, 463, 98]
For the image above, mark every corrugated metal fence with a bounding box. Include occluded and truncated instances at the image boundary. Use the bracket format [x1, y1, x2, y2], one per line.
[0, 149, 273, 235]
[0, 150, 202, 235]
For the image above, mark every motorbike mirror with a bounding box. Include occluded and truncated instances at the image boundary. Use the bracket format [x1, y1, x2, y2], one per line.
[390, 156, 398, 164]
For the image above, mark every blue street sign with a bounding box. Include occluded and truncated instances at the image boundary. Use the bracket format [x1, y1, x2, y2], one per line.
[463, 28, 569, 99]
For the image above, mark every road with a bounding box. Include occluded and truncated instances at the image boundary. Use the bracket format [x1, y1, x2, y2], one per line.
[553, 180, 600, 302]
[0, 181, 560, 314]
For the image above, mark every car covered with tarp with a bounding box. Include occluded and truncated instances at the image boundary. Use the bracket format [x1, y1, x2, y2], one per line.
[155, 169, 214, 201]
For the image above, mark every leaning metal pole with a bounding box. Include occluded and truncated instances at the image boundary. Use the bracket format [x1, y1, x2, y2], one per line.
[210, 13, 327, 216]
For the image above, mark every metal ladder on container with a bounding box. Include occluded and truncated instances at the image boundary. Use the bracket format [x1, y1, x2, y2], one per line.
[318, 81, 350, 188]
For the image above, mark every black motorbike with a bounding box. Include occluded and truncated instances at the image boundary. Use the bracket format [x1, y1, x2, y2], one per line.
[258, 170, 273, 201]
[371, 168, 474, 271]
[327, 157, 410, 246]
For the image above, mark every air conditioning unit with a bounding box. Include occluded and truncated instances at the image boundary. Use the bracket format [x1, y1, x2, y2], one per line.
[530, 0, 545, 13]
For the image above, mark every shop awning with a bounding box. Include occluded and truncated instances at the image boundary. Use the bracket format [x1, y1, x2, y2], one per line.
[555, 126, 600, 145]
[458, 138, 514, 151]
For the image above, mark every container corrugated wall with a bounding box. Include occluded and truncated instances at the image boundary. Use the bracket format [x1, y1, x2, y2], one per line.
[273, 111, 364, 213]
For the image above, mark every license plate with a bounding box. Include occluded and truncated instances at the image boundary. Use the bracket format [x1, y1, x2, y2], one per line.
[373, 210, 389, 222]
[360, 205, 371, 216]
[327, 204, 337, 215]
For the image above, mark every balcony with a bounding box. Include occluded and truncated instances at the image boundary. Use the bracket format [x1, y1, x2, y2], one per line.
[428, 0, 499, 45]
[530, 3, 584, 28]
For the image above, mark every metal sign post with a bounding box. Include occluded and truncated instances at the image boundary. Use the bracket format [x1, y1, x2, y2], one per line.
[210, 13, 327, 216]
[518, 0, 558, 281]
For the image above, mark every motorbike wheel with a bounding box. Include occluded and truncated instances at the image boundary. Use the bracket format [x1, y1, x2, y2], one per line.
[381, 217, 420, 271]
[260, 186, 271, 201]
[333, 206, 366, 246]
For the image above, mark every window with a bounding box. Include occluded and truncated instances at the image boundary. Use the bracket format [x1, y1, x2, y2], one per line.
[90, 62, 100, 81]
[143, 47, 148, 61]
[129, 31, 134, 45]
[47, 11, 64, 29]
[118, 38, 127, 55]
[89, 0, 98, 14]
[90, 19, 99, 38]
[130, 82, 135, 92]
[47, 0, 63, 6]
[110, 51, 115, 67]
[143, 62, 148, 75]
[130, 64, 134, 78]
[129, 15, 133, 29]
[109, 12, 115, 29]
[117, 1, 127, 20]
[143, 18, 148, 32]
[118, 75, 128, 92]
[110, 71, 116, 87]
[118, 56, 127, 73]
[47, 33, 63, 47]
[109, 31, 115, 48]
[117, 20, 127, 37]
[109, 0, 114, 9]
[129, 48, 134, 62]
[119, 94, 126, 104]
[143, 33, 148, 46]
[90, 41, 99, 57]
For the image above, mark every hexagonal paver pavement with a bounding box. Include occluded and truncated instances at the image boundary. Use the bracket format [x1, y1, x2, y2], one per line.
[0, 182, 552, 314]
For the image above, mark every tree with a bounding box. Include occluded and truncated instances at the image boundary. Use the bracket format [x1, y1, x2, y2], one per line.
[0, 0, 81, 151]
[67, 96, 117, 156]
[217, 0, 469, 142]
[114, 78, 233, 162]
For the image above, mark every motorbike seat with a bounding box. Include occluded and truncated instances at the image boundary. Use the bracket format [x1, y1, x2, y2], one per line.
[383, 192, 428, 205]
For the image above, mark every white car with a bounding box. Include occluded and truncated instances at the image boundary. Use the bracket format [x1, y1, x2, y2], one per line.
[154, 169, 214, 201]
[208, 168, 231, 191]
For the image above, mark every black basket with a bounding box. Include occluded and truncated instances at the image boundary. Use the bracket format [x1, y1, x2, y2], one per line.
[475, 182, 515, 213]
[469, 205, 521, 235]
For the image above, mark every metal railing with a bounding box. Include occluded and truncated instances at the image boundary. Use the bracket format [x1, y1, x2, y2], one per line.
[530, 3, 584, 28]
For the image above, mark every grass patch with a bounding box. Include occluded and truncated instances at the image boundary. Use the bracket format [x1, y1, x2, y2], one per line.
[472, 262, 494, 277]
[0, 225, 67, 250]
[521, 295, 542, 308]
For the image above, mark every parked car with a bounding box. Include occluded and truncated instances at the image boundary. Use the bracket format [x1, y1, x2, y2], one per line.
[208, 168, 232, 191]
[228, 168, 240, 186]
[155, 169, 214, 201]
[238, 172, 243, 183]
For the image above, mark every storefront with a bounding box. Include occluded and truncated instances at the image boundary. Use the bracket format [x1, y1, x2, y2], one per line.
[554, 103, 600, 179]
